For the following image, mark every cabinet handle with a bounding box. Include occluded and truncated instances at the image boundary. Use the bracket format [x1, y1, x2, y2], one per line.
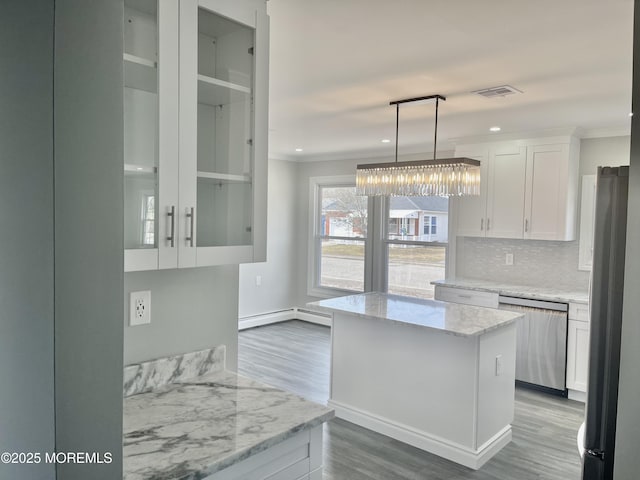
[186, 207, 195, 247]
[525, 219, 529, 232]
[167, 206, 175, 247]
[486, 218, 490, 230]
[458, 294, 473, 299]
[480, 218, 484, 231]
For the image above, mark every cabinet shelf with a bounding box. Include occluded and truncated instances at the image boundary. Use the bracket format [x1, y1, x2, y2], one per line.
[197, 171, 251, 184]
[124, 53, 157, 93]
[125, 163, 157, 176]
[197, 75, 250, 106]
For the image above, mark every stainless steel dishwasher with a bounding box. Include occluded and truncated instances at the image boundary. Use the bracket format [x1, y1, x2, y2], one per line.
[498, 295, 569, 395]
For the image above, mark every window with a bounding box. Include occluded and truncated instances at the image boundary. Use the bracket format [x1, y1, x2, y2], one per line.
[310, 178, 368, 294]
[385, 196, 448, 299]
[141, 192, 155, 247]
[423, 215, 438, 236]
[309, 178, 449, 300]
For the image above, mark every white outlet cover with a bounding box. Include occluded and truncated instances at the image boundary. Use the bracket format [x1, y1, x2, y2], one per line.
[129, 290, 151, 326]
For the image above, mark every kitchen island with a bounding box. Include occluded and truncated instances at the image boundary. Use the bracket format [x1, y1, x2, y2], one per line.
[308, 292, 522, 470]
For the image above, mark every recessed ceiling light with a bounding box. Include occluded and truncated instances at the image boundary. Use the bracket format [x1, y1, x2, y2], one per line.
[381, 139, 391, 143]
[489, 126, 501, 132]
[295, 148, 303, 152]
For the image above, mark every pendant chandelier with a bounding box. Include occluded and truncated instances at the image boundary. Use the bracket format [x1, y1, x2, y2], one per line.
[356, 95, 481, 197]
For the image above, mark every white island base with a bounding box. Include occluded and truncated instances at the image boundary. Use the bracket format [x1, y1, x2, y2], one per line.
[313, 293, 519, 470]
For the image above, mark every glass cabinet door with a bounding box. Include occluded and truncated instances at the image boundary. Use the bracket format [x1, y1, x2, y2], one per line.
[124, 0, 179, 272]
[195, 7, 255, 248]
[123, 0, 159, 252]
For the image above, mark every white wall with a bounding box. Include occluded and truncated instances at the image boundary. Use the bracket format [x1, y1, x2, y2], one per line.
[125, 266, 240, 371]
[453, 136, 630, 291]
[241, 137, 633, 318]
[238, 159, 298, 318]
[579, 136, 631, 177]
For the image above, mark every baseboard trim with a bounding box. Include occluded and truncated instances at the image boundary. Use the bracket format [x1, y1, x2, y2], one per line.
[295, 308, 332, 327]
[568, 389, 586, 403]
[327, 399, 512, 470]
[238, 308, 332, 330]
[238, 310, 296, 330]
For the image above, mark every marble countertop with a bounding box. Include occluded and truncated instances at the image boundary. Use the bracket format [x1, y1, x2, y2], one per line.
[123, 370, 334, 480]
[308, 292, 522, 337]
[432, 279, 589, 304]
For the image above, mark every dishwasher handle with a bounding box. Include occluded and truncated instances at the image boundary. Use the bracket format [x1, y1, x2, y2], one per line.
[498, 295, 568, 312]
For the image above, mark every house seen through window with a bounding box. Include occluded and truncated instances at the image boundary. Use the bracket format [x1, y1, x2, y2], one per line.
[386, 196, 448, 299]
[318, 185, 367, 292]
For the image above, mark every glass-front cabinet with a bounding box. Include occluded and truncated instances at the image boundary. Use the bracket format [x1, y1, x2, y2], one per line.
[124, 0, 268, 272]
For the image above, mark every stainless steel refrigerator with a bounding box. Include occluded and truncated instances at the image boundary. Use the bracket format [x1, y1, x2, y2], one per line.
[582, 166, 629, 480]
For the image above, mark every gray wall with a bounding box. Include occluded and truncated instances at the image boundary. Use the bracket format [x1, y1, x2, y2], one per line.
[125, 266, 240, 371]
[239, 159, 298, 318]
[54, 0, 124, 478]
[0, 1, 55, 478]
[614, 1, 640, 476]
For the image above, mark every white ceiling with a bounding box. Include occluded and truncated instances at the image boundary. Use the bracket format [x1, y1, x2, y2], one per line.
[266, 0, 634, 162]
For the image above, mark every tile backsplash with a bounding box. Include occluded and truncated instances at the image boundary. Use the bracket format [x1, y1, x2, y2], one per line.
[455, 237, 590, 292]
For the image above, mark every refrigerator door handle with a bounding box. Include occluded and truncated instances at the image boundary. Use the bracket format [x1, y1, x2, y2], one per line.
[586, 449, 605, 461]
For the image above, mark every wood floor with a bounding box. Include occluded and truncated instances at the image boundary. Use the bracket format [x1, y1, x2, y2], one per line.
[238, 320, 585, 480]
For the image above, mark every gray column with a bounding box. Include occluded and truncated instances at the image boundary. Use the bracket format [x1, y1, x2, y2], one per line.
[54, 0, 124, 478]
[0, 1, 55, 478]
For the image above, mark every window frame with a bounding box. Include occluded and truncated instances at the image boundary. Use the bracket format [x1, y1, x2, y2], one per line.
[307, 177, 450, 300]
[382, 197, 448, 299]
[308, 175, 372, 298]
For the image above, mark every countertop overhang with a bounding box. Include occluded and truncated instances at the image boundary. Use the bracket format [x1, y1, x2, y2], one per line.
[308, 292, 522, 337]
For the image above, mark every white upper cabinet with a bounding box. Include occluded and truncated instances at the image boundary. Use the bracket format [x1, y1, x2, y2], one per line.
[454, 148, 489, 237]
[124, 0, 179, 272]
[454, 145, 527, 238]
[453, 137, 579, 241]
[487, 146, 527, 238]
[524, 141, 580, 241]
[124, 0, 268, 272]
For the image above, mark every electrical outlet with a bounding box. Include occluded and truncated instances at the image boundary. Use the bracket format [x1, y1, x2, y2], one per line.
[505, 253, 514, 266]
[495, 354, 503, 376]
[130, 290, 151, 326]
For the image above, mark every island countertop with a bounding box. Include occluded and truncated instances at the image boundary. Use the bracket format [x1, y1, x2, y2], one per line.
[308, 292, 522, 337]
[123, 370, 334, 480]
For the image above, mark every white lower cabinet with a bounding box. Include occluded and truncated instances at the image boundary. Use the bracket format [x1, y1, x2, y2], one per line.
[204, 426, 323, 480]
[433, 285, 498, 308]
[566, 317, 590, 394]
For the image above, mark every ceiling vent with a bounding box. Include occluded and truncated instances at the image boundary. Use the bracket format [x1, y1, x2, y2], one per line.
[472, 85, 522, 98]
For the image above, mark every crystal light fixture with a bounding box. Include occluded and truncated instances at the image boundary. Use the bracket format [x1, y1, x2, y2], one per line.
[356, 95, 481, 197]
